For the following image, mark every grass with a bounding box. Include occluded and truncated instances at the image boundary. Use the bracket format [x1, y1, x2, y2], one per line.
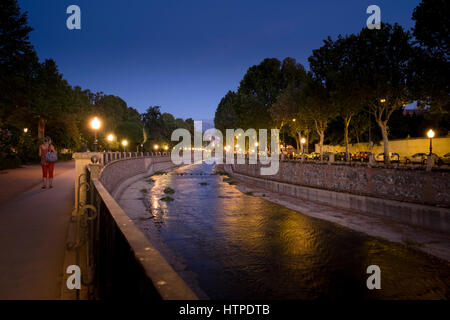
[163, 187, 175, 194]
[222, 176, 236, 185]
[403, 239, 424, 248]
[215, 171, 229, 176]
[139, 216, 153, 221]
[160, 196, 174, 202]
[199, 182, 209, 186]
[153, 170, 167, 175]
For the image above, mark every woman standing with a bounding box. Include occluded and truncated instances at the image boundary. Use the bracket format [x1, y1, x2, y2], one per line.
[39, 136, 57, 189]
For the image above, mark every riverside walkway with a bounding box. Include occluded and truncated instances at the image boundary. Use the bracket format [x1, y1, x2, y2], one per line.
[0, 161, 74, 299]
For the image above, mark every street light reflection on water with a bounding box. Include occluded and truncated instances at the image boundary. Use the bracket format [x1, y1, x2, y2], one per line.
[143, 163, 450, 299]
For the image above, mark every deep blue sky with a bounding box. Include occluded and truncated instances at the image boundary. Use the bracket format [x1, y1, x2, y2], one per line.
[20, 0, 420, 120]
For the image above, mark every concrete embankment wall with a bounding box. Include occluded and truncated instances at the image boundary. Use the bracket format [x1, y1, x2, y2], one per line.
[100, 156, 177, 198]
[92, 155, 198, 299]
[226, 162, 450, 233]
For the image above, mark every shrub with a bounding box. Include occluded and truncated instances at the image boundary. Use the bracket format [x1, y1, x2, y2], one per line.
[163, 187, 175, 194]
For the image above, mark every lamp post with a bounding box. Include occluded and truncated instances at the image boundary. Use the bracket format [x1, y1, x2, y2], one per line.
[300, 137, 306, 155]
[121, 139, 128, 152]
[153, 144, 159, 152]
[427, 129, 435, 156]
[90, 117, 101, 152]
[107, 134, 114, 152]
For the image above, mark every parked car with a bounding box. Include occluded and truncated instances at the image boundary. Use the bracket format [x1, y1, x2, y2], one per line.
[438, 153, 450, 165]
[352, 151, 372, 162]
[335, 151, 350, 161]
[306, 152, 331, 160]
[405, 153, 438, 164]
[375, 152, 400, 163]
[306, 152, 320, 160]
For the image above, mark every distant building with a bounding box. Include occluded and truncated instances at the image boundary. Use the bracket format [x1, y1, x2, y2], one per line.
[403, 108, 426, 116]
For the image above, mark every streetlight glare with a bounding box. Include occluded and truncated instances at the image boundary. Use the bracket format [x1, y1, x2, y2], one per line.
[90, 117, 101, 130]
[23, 128, 28, 133]
[154, 144, 159, 150]
[164, 145, 169, 150]
[380, 99, 386, 103]
[121, 139, 128, 146]
[427, 129, 435, 138]
[301, 138, 306, 144]
[107, 134, 115, 142]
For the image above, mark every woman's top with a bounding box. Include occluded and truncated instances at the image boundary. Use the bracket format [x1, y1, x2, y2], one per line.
[40, 144, 55, 165]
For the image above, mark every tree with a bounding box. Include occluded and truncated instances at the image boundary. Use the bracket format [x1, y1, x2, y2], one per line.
[350, 24, 414, 163]
[214, 91, 238, 132]
[309, 35, 363, 161]
[0, 0, 39, 130]
[412, 0, 449, 59]
[299, 76, 336, 160]
[32, 59, 72, 140]
[411, 0, 450, 113]
[234, 57, 306, 130]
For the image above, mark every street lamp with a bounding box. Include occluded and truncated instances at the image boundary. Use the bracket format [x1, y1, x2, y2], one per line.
[164, 145, 169, 151]
[153, 144, 159, 151]
[121, 139, 128, 152]
[107, 134, 115, 151]
[380, 98, 386, 103]
[90, 117, 101, 152]
[300, 137, 306, 155]
[23, 128, 28, 133]
[427, 129, 435, 155]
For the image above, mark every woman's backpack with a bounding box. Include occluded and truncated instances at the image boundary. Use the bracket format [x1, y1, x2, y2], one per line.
[45, 145, 58, 163]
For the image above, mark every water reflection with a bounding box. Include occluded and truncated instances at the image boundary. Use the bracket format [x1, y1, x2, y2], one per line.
[145, 163, 450, 299]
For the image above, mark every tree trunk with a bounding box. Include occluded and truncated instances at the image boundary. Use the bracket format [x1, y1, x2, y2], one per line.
[344, 116, 351, 161]
[319, 131, 324, 161]
[38, 117, 45, 141]
[377, 120, 390, 164]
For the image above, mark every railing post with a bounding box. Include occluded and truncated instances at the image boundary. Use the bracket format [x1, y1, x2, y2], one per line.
[72, 152, 104, 215]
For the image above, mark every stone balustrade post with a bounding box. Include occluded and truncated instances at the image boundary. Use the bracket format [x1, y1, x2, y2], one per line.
[328, 153, 334, 164]
[426, 154, 435, 172]
[72, 152, 104, 214]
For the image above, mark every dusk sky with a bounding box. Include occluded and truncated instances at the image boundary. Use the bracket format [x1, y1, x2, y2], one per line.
[20, 0, 420, 120]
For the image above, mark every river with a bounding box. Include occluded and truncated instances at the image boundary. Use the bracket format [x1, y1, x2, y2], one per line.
[143, 163, 450, 299]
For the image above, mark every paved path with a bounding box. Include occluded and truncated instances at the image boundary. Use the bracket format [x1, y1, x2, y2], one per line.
[0, 161, 75, 299]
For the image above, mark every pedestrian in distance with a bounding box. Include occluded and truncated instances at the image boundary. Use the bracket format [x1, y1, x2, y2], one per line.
[39, 136, 57, 189]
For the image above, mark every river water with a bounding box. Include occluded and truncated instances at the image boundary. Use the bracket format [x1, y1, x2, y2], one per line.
[145, 163, 450, 299]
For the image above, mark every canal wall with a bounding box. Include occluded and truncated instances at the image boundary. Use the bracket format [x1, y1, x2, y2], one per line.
[100, 155, 178, 198]
[226, 162, 450, 233]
